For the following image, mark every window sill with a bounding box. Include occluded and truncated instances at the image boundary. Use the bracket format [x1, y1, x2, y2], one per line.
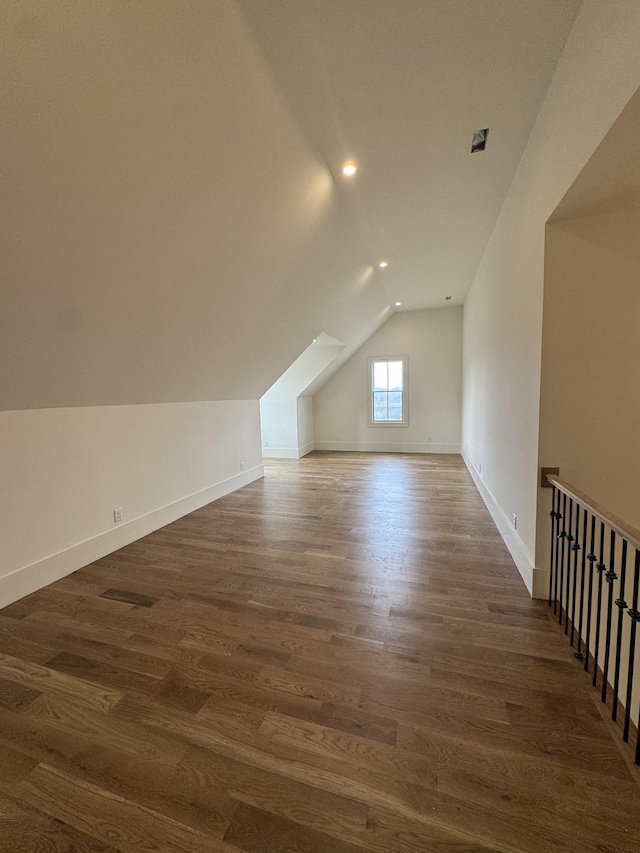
[367, 422, 409, 428]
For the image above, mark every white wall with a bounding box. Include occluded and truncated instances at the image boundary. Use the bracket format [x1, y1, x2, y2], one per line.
[539, 207, 640, 544]
[462, 0, 640, 597]
[2, 0, 387, 607]
[260, 337, 344, 458]
[314, 308, 462, 453]
[260, 397, 298, 458]
[0, 402, 262, 608]
[297, 397, 315, 458]
[1, 0, 390, 412]
[538, 208, 640, 725]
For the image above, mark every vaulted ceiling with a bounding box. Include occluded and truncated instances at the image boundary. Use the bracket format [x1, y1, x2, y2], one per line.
[238, 0, 582, 310]
[1, 0, 582, 410]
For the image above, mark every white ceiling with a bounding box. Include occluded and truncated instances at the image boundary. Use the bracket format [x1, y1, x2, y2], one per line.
[1, 0, 582, 409]
[238, 0, 583, 310]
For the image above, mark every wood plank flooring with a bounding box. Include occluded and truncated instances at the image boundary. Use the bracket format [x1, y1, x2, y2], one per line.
[0, 451, 639, 852]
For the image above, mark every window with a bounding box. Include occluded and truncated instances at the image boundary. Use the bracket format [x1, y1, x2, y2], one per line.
[368, 356, 408, 426]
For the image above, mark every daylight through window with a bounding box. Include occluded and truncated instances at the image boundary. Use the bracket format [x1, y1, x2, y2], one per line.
[368, 357, 408, 426]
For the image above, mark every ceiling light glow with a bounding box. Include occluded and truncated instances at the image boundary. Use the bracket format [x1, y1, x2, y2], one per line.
[395, 301, 402, 307]
[342, 162, 357, 177]
[378, 260, 389, 269]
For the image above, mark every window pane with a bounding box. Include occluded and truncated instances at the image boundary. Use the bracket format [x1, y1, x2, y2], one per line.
[388, 391, 403, 421]
[369, 357, 406, 425]
[387, 361, 403, 390]
[373, 361, 388, 391]
[373, 391, 388, 421]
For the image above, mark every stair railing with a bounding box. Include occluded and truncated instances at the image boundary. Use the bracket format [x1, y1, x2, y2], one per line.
[545, 472, 640, 764]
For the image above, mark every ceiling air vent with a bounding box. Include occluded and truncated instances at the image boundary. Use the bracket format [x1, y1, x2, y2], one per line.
[471, 128, 489, 153]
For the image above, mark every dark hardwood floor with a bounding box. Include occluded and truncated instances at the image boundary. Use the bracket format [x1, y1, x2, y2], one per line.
[0, 451, 638, 852]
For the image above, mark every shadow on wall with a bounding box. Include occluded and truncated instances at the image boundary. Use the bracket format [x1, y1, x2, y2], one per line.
[260, 332, 345, 458]
[537, 88, 640, 569]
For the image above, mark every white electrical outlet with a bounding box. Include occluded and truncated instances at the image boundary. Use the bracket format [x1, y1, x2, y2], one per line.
[113, 507, 123, 523]
[512, 513, 517, 529]
[240, 462, 244, 471]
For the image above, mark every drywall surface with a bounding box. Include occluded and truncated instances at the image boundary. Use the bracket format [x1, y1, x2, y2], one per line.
[1, 0, 389, 410]
[297, 397, 315, 457]
[0, 401, 262, 607]
[237, 0, 581, 312]
[260, 397, 298, 458]
[314, 308, 462, 453]
[538, 209, 640, 723]
[260, 338, 343, 457]
[538, 208, 640, 555]
[462, 0, 640, 596]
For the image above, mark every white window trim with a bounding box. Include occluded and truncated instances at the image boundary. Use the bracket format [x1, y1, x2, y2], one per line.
[367, 355, 409, 427]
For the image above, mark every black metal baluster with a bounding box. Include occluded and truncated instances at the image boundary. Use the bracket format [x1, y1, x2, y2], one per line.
[569, 504, 580, 643]
[593, 522, 606, 687]
[564, 498, 574, 633]
[602, 530, 617, 703]
[623, 550, 640, 745]
[558, 493, 567, 624]
[584, 515, 597, 673]
[575, 508, 588, 660]
[549, 487, 559, 608]
[612, 539, 628, 721]
[553, 491, 563, 616]
[541, 485, 639, 763]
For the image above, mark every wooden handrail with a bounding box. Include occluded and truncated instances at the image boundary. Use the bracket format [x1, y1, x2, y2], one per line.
[546, 473, 640, 553]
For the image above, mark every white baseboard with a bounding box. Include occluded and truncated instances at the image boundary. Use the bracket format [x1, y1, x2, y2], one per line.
[263, 442, 316, 459]
[461, 452, 546, 598]
[530, 566, 550, 600]
[315, 441, 460, 454]
[0, 465, 264, 609]
[262, 447, 299, 459]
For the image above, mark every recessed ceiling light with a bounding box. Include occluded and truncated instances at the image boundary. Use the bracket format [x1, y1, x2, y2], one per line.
[342, 162, 357, 177]
[312, 338, 317, 343]
[395, 301, 402, 307]
[378, 260, 389, 269]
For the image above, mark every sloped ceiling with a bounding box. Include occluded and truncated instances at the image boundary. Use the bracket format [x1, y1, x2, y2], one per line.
[1, 0, 581, 410]
[238, 0, 582, 310]
[550, 85, 640, 222]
